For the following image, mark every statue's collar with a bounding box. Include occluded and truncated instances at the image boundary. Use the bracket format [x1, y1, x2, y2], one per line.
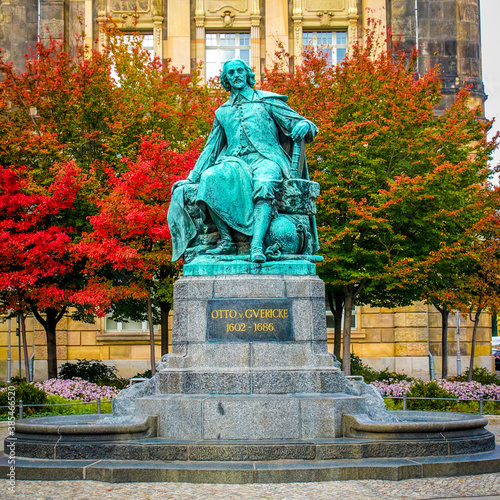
[228, 86, 255, 105]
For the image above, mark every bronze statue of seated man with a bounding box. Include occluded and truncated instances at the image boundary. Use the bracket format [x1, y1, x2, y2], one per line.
[168, 58, 318, 264]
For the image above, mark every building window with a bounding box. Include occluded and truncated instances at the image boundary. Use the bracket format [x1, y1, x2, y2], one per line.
[105, 316, 158, 333]
[205, 33, 251, 80]
[111, 33, 155, 83]
[136, 33, 155, 57]
[303, 31, 348, 65]
[326, 305, 356, 331]
[120, 33, 155, 57]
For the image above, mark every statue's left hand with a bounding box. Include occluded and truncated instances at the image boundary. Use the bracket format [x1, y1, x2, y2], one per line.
[171, 178, 193, 194]
[291, 121, 311, 142]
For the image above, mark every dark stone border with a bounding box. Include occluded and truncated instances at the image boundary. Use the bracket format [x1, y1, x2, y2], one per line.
[5, 411, 495, 462]
[5, 433, 495, 461]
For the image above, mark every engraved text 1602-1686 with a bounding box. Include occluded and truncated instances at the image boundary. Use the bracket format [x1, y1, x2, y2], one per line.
[207, 298, 293, 341]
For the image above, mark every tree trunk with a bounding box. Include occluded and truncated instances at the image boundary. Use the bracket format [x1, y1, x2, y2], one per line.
[468, 306, 483, 382]
[160, 301, 171, 356]
[435, 304, 450, 380]
[327, 288, 344, 360]
[19, 313, 30, 382]
[147, 298, 156, 376]
[341, 279, 368, 376]
[32, 306, 66, 379]
[342, 286, 354, 376]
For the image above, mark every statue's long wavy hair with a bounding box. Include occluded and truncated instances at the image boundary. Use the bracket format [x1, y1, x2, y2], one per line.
[220, 59, 256, 91]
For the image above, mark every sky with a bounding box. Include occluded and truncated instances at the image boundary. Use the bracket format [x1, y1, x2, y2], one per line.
[480, 0, 500, 174]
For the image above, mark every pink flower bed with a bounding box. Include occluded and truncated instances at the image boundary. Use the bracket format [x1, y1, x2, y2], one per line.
[34, 378, 120, 402]
[435, 380, 500, 400]
[371, 379, 500, 400]
[371, 379, 415, 398]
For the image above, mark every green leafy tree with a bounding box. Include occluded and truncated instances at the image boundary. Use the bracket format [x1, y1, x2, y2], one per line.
[263, 22, 495, 374]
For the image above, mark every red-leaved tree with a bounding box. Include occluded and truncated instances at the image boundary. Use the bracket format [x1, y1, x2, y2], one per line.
[0, 163, 86, 378]
[74, 138, 199, 374]
[0, 28, 222, 377]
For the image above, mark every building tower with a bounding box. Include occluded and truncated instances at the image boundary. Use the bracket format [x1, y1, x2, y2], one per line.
[387, 0, 485, 111]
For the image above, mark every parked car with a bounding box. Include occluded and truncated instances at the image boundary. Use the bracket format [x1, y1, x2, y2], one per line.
[494, 349, 500, 371]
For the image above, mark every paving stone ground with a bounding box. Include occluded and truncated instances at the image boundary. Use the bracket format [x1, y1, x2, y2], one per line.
[0, 423, 499, 500]
[1, 473, 500, 500]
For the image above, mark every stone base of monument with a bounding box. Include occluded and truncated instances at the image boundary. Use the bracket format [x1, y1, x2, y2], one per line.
[136, 393, 365, 440]
[2, 411, 499, 482]
[3, 275, 500, 482]
[115, 274, 382, 441]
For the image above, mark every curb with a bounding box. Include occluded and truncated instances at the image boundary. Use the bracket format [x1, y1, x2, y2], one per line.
[486, 415, 500, 425]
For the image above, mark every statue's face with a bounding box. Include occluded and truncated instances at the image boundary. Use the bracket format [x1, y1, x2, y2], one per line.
[225, 60, 247, 91]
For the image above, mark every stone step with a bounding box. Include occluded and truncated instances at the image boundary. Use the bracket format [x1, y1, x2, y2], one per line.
[1, 447, 500, 483]
[156, 368, 346, 394]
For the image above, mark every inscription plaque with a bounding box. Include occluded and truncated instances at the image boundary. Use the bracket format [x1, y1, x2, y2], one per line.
[207, 299, 293, 341]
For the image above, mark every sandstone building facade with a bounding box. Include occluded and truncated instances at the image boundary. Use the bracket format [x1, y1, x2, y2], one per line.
[0, 0, 495, 380]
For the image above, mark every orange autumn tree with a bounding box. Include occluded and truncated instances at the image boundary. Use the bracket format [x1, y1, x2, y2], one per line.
[460, 189, 500, 379]
[0, 29, 222, 378]
[379, 160, 494, 379]
[263, 22, 495, 374]
[418, 186, 500, 379]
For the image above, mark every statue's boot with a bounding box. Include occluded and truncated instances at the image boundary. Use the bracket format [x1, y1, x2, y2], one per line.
[207, 209, 236, 255]
[250, 200, 273, 263]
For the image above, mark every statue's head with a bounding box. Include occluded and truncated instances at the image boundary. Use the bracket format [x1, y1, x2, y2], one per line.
[220, 59, 256, 92]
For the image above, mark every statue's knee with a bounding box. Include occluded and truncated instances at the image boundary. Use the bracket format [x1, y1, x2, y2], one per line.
[253, 181, 280, 201]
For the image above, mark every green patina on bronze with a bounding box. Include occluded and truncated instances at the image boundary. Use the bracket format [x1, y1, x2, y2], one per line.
[167, 58, 321, 276]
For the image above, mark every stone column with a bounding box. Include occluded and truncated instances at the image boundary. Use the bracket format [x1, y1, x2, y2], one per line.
[153, 17, 164, 58]
[194, 23, 205, 66]
[194, 0, 205, 67]
[83, 0, 93, 49]
[348, 0, 359, 46]
[166, 0, 190, 71]
[291, 0, 303, 65]
[96, 0, 106, 50]
[250, 2, 261, 81]
[265, 0, 289, 69]
[456, 0, 484, 108]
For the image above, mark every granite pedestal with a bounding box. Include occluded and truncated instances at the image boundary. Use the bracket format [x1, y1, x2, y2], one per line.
[113, 274, 382, 440]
